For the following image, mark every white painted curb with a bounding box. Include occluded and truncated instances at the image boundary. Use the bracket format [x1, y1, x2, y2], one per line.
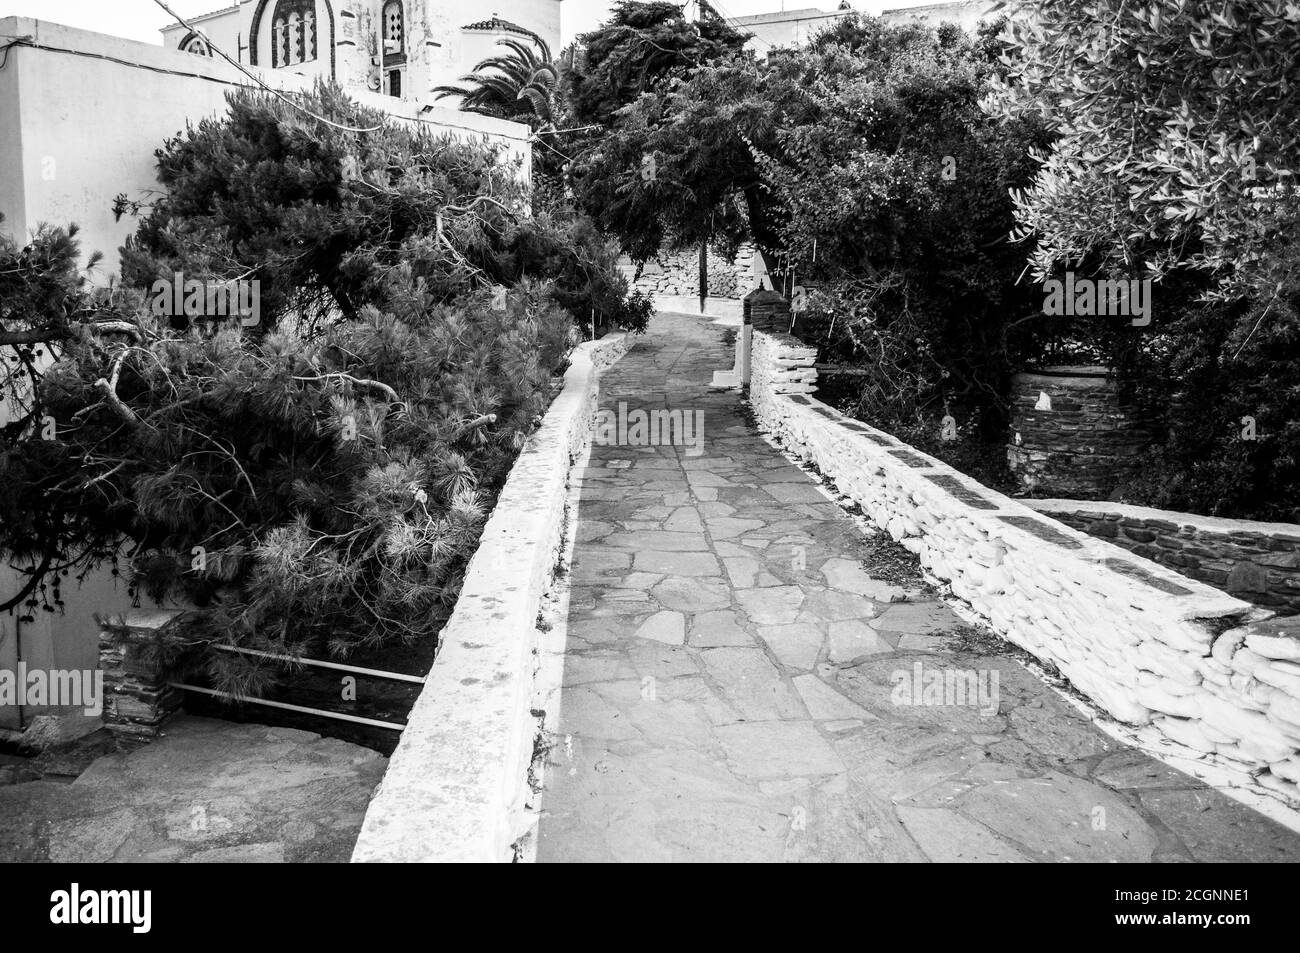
[351, 332, 632, 863]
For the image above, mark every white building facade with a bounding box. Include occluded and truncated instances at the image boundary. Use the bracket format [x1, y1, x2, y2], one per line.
[160, 1, 562, 101]
[734, 1, 1001, 52]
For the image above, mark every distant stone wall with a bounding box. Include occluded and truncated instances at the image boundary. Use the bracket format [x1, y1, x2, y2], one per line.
[1026, 500, 1300, 614]
[1007, 367, 1152, 498]
[621, 243, 758, 300]
[749, 327, 1300, 804]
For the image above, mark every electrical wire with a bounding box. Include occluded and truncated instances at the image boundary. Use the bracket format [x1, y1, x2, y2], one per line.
[0, 35, 253, 83]
[705, 0, 772, 50]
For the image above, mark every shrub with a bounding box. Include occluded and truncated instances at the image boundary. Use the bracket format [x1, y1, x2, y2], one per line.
[985, 1, 1300, 519]
[0, 83, 647, 693]
[762, 16, 1047, 466]
[1111, 291, 1300, 521]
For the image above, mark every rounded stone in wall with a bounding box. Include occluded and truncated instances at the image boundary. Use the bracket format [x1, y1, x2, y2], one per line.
[1008, 366, 1153, 499]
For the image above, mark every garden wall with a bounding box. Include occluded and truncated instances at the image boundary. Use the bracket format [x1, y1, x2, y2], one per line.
[351, 330, 632, 863]
[749, 327, 1300, 803]
[1024, 499, 1300, 615]
[1006, 366, 1151, 497]
[620, 242, 759, 300]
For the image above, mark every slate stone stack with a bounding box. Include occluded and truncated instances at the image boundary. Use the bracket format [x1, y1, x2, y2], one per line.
[100, 610, 186, 746]
[1007, 366, 1152, 498]
[1042, 507, 1300, 613]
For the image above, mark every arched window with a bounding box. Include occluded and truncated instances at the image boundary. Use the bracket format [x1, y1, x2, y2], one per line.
[383, 1, 405, 56]
[272, 0, 318, 68]
[180, 33, 213, 56]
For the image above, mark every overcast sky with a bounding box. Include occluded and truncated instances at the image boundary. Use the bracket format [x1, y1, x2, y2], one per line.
[0, 0, 931, 47]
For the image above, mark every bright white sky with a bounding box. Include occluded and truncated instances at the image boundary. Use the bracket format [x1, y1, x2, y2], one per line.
[0, 0, 933, 47]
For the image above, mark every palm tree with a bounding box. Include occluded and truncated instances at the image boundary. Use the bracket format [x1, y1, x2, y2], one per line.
[434, 36, 559, 131]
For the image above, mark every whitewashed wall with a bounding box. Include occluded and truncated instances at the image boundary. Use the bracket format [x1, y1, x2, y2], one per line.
[749, 326, 1300, 805]
[158, 0, 563, 102]
[0, 16, 530, 283]
[353, 332, 631, 863]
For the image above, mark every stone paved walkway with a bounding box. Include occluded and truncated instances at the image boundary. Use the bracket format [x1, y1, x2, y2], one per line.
[536, 310, 1300, 862]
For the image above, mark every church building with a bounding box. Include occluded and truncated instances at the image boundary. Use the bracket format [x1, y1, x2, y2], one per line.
[159, 0, 562, 103]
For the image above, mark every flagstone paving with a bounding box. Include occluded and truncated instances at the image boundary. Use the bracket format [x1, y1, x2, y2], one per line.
[0, 717, 384, 862]
[536, 310, 1300, 863]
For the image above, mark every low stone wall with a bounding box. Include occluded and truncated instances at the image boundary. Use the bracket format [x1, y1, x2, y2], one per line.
[350, 331, 631, 862]
[620, 243, 758, 300]
[1007, 366, 1151, 497]
[1025, 499, 1300, 614]
[749, 326, 818, 404]
[749, 327, 1300, 803]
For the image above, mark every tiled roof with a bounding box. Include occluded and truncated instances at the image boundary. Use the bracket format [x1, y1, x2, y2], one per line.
[159, 2, 239, 30]
[462, 16, 534, 36]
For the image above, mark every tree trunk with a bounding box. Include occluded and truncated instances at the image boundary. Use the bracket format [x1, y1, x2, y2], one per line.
[741, 183, 786, 293]
[698, 240, 708, 314]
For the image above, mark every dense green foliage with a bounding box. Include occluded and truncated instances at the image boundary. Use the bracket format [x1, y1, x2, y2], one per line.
[566, 0, 749, 128]
[985, 0, 1300, 301]
[569, 14, 1047, 462]
[987, 1, 1300, 519]
[434, 36, 559, 130]
[1114, 292, 1300, 521]
[760, 17, 1047, 453]
[0, 219, 125, 616]
[120, 83, 640, 338]
[0, 84, 645, 692]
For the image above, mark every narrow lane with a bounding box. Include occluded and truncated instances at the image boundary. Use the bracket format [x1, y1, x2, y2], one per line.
[537, 310, 1300, 863]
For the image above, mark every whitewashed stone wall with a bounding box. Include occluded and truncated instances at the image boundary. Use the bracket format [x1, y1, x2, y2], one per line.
[750, 328, 1300, 803]
[351, 331, 632, 862]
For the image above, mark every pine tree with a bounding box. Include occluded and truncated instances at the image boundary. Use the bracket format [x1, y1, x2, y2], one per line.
[0, 83, 641, 694]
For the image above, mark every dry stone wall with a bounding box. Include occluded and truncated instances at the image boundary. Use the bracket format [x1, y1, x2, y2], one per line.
[1025, 500, 1300, 614]
[750, 328, 1300, 803]
[1008, 367, 1152, 498]
[620, 243, 758, 300]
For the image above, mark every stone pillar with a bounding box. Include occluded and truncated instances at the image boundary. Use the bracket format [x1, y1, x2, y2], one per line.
[99, 609, 186, 746]
[1008, 366, 1152, 498]
[739, 322, 753, 386]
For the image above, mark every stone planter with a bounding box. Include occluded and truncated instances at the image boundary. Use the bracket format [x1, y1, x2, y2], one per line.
[1008, 365, 1152, 498]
